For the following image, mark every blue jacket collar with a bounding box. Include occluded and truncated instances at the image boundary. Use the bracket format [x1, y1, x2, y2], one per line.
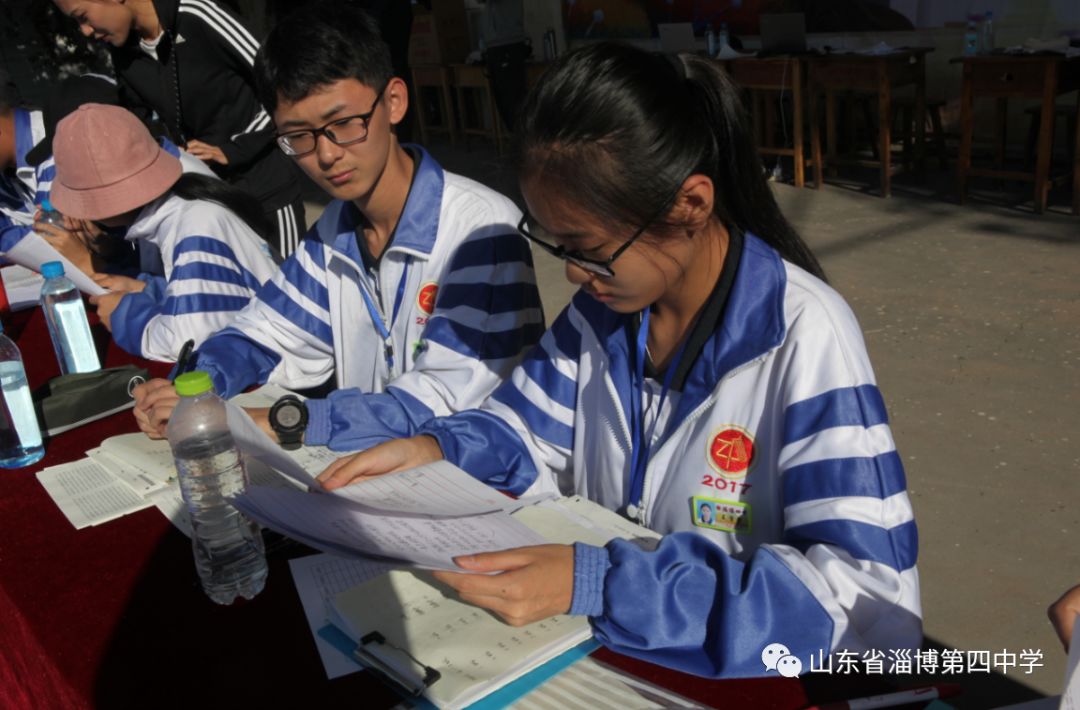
[325, 144, 445, 262]
[688, 232, 787, 392]
[583, 232, 788, 434]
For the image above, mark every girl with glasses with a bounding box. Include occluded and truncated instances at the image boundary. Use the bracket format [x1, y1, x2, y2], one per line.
[316, 43, 921, 677]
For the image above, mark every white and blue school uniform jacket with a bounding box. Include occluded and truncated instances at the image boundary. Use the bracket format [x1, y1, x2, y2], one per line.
[0, 109, 49, 254]
[110, 192, 277, 361]
[420, 232, 921, 678]
[191, 146, 544, 450]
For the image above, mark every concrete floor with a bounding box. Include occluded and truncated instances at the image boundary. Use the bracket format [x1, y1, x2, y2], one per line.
[306, 141, 1080, 708]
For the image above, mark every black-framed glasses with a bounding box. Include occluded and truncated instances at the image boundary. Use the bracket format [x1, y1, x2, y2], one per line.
[275, 85, 387, 157]
[516, 192, 678, 278]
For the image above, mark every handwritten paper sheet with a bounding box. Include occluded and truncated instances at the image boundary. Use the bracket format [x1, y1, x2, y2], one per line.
[234, 485, 547, 570]
[225, 401, 520, 517]
[4, 232, 106, 296]
[36, 459, 151, 529]
[288, 553, 392, 679]
[334, 570, 592, 710]
[328, 461, 520, 517]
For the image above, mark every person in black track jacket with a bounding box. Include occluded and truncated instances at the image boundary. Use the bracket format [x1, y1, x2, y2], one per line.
[53, 0, 307, 258]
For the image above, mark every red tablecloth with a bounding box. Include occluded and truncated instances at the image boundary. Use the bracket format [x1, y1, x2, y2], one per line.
[0, 305, 893, 709]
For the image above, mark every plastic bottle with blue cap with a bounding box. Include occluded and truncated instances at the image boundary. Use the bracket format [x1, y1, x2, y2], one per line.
[40, 260, 101, 375]
[37, 199, 66, 230]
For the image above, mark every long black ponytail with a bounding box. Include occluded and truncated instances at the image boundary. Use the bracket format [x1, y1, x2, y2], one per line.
[170, 174, 276, 255]
[515, 42, 825, 281]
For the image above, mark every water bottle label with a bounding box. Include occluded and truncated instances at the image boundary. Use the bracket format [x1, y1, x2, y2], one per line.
[54, 300, 100, 373]
[0, 364, 43, 448]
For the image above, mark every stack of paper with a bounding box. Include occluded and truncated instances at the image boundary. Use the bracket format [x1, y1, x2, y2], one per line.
[288, 497, 661, 710]
[36, 459, 152, 529]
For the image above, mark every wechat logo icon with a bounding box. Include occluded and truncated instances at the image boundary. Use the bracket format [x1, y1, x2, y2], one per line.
[761, 642, 803, 678]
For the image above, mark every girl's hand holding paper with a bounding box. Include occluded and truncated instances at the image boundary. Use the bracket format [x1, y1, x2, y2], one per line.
[432, 545, 575, 627]
[317, 435, 443, 490]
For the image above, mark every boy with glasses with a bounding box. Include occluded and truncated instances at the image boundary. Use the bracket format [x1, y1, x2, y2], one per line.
[133, 3, 543, 451]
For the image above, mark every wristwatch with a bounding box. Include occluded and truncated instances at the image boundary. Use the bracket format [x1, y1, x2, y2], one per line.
[269, 394, 308, 451]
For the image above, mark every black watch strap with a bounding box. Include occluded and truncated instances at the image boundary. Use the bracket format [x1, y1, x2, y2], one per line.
[269, 394, 308, 451]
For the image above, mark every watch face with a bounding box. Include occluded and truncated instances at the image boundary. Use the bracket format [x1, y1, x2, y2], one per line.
[276, 404, 303, 429]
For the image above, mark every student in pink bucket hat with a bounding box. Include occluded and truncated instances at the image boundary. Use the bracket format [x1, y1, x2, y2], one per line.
[48, 103, 278, 363]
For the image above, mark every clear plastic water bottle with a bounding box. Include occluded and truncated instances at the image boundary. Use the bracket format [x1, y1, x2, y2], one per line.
[167, 371, 267, 605]
[963, 18, 980, 56]
[0, 321, 44, 468]
[706, 27, 717, 57]
[37, 199, 66, 230]
[40, 261, 100, 375]
[717, 22, 730, 52]
[981, 11, 995, 53]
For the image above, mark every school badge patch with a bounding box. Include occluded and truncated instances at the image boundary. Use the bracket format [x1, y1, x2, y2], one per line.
[707, 426, 755, 478]
[417, 282, 438, 315]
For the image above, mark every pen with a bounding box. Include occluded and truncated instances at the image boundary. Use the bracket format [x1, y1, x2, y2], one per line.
[805, 683, 961, 710]
[171, 339, 196, 382]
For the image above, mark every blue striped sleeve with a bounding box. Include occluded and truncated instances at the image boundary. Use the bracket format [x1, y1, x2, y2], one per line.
[586, 535, 836, 678]
[422, 233, 543, 362]
[784, 519, 918, 572]
[446, 233, 528, 269]
[257, 280, 333, 347]
[782, 451, 907, 506]
[490, 379, 575, 451]
[519, 354, 577, 411]
[0, 218, 31, 253]
[421, 408, 542, 495]
[279, 249, 330, 311]
[110, 291, 164, 357]
[171, 236, 262, 288]
[435, 281, 541, 314]
[170, 261, 260, 291]
[193, 328, 282, 398]
[305, 385, 435, 451]
[424, 318, 546, 362]
[783, 384, 888, 445]
[159, 293, 253, 316]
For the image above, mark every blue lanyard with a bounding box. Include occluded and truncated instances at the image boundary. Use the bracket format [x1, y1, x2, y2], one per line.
[358, 256, 411, 377]
[627, 308, 687, 517]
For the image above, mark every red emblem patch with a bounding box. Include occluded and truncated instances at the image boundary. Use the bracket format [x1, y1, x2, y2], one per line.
[708, 428, 754, 477]
[417, 282, 438, 315]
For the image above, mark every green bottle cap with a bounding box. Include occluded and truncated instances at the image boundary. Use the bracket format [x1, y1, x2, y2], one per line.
[174, 371, 214, 397]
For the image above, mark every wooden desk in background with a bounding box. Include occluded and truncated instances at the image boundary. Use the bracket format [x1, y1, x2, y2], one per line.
[717, 56, 813, 188]
[953, 54, 1080, 214]
[808, 48, 932, 197]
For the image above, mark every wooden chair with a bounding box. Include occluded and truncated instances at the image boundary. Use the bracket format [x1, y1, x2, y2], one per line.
[450, 63, 505, 154]
[411, 65, 456, 147]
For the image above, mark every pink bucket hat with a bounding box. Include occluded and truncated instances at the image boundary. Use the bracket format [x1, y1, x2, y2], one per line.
[49, 103, 182, 221]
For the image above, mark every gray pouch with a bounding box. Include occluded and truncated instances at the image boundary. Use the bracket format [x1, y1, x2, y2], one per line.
[35, 365, 150, 437]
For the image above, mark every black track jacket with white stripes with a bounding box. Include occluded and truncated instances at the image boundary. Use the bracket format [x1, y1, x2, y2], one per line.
[110, 0, 300, 209]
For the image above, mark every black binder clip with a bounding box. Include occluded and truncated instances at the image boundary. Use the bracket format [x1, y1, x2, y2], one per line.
[353, 631, 442, 697]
